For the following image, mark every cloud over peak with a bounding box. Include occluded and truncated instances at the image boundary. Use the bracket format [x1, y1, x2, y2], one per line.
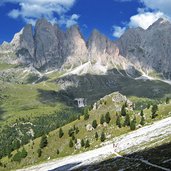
[112, 0, 170, 38]
[2, 0, 78, 27]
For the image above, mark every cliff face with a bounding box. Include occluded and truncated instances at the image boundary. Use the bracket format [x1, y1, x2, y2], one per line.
[116, 18, 171, 79]
[1, 18, 171, 79]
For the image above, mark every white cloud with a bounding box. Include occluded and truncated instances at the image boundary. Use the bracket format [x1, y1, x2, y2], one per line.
[59, 14, 80, 28]
[141, 0, 171, 17]
[129, 11, 165, 29]
[2, 0, 79, 27]
[112, 26, 126, 38]
[112, 0, 171, 38]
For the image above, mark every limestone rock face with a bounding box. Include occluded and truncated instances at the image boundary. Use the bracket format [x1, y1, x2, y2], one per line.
[116, 18, 171, 79]
[88, 29, 120, 66]
[1, 18, 171, 78]
[34, 19, 63, 69]
[62, 25, 88, 69]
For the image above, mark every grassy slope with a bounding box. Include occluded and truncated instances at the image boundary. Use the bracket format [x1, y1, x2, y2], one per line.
[1, 93, 171, 170]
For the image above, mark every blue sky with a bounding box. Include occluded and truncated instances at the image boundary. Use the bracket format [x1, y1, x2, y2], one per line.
[0, 0, 171, 44]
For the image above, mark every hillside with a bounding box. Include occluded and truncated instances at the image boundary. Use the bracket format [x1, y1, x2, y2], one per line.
[0, 90, 171, 170]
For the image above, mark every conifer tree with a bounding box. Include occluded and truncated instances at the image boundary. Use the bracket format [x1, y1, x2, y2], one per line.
[69, 139, 74, 148]
[105, 112, 111, 124]
[37, 149, 42, 157]
[59, 128, 64, 138]
[40, 135, 48, 149]
[121, 104, 127, 116]
[92, 120, 98, 129]
[140, 116, 145, 126]
[140, 110, 144, 117]
[100, 132, 106, 142]
[166, 97, 170, 104]
[85, 140, 90, 148]
[84, 112, 89, 120]
[21, 148, 27, 158]
[151, 104, 158, 119]
[130, 117, 136, 130]
[75, 127, 79, 134]
[116, 114, 121, 128]
[81, 139, 85, 147]
[100, 115, 105, 124]
[124, 113, 130, 126]
[95, 132, 98, 140]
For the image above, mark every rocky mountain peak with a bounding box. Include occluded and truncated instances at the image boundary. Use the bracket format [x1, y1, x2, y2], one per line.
[116, 17, 171, 79]
[1, 18, 171, 78]
[147, 18, 171, 30]
[10, 28, 24, 48]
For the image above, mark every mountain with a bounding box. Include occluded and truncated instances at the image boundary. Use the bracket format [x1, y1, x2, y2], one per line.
[1, 18, 171, 80]
[116, 18, 171, 79]
[0, 18, 133, 74]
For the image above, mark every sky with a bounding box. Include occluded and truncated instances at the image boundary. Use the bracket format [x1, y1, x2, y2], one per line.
[0, 0, 171, 44]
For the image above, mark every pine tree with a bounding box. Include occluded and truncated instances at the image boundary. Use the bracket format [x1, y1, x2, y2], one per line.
[105, 112, 111, 124]
[59, 128, 64, 138]
[100, 114, 105, 124]
[12, 151, 22, 162]
[40, 135, 48, 149]
[72, 135, 75, 141]
[21, 148, 27, 158]
[166, 97, 170, 104]
[85, 140, 90, 148]
[151, 104, 158, 119]
[69, 139, 74, 148]
[13, 140, 20, 150]
[140, 110, 144, 117]
[140, 116, 145, 126]
[92, 120, 97, 129]
[130, 117, 136, 130]
[84, 107, 89, 120]
[84, 113, 89, 120]
[81, 139, 85, 147]
[147, 103, 151, 109]
[121, 104, 127, 116]
[74, 138, 77, 144]
[37, 149, 42, 157]
[95, 132, 98, 140]
[68, 128, 74, 137]
[124, 113, 130, 126]
[116, 114, 121, 128]
[75, 127, 79, 134]
[100, 132, 106, 142]
[77, 115, 80, 120]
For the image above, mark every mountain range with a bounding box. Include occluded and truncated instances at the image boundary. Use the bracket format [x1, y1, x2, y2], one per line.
[1, 17, 171, 80]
